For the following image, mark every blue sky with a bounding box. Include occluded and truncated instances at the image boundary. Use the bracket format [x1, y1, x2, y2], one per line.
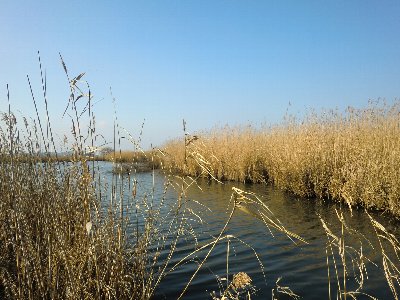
[1, 1, 400, 149]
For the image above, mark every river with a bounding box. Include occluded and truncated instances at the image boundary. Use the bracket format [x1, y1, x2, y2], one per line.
[95, 162, 400, 299]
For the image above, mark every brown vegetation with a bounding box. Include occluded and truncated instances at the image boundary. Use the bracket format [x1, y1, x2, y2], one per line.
[0, 60, 275, 299]
[162, 100, 400, 216]
[2, 56, 399, 299]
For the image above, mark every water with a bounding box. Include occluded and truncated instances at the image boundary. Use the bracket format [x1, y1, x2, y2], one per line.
[95, 162, 400, 299]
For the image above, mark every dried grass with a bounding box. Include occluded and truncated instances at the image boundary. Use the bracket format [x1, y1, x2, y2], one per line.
[0, 56, 157, 299]
[3, 55, 399, 300]
[163, 100, 400, 216]
[1, 56, 290, 300]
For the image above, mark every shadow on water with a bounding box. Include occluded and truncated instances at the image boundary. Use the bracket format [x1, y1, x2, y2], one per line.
[96, 162, 400, 299]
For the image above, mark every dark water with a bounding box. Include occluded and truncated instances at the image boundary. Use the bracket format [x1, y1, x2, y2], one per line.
[96, 162, 400, 299]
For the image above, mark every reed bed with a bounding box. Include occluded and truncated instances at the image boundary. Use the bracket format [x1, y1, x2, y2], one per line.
[2, 55, 400, 299]
[90, 150, 159, 164]
[0, 152, 154, 299]
[101, 150, 149, 163]
[0, 62, 160, 298]
[1, 56, 295, 299]
[162, 100, 400, 216]
[102, 150, 162, 174]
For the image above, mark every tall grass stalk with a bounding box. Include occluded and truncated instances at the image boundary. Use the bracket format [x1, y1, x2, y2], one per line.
[0, 58, 157, 299]
[163, 100, 400, 216]
[4, 56, 399, 299]
[1, 57, 303, 299]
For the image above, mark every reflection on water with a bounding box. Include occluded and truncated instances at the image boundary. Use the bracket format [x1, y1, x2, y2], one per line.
[95, 162, 400, 299]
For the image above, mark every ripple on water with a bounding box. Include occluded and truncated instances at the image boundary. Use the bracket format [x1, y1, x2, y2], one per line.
[95, 164, 400, 299]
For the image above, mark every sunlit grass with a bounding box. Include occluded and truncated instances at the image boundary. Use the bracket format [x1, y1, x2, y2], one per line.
[2, 54, 400, 299]
[163, 100, 400, 216]
[0, 56, 284, 299]
[0, 63, 158, 298]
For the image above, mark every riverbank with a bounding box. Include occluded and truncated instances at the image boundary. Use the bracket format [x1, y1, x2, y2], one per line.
[162, 100, 400, 217]
[1, 150, 162, 173]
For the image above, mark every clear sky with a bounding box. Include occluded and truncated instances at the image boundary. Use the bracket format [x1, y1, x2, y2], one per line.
[1, 1, 400, 150]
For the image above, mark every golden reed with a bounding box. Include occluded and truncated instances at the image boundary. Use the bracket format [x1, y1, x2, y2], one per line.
[163, 100, 400, 216]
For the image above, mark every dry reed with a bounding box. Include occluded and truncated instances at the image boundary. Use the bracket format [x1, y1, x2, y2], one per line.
[1, 55, 290, 300]
[3, 54, 399, 300]
[0, 55, 158, 299]
[319, 207, 400, 299]
[162, 100, 400, 216]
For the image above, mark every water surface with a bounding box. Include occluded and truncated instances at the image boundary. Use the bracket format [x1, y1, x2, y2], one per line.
[96, 162, 400, 299]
